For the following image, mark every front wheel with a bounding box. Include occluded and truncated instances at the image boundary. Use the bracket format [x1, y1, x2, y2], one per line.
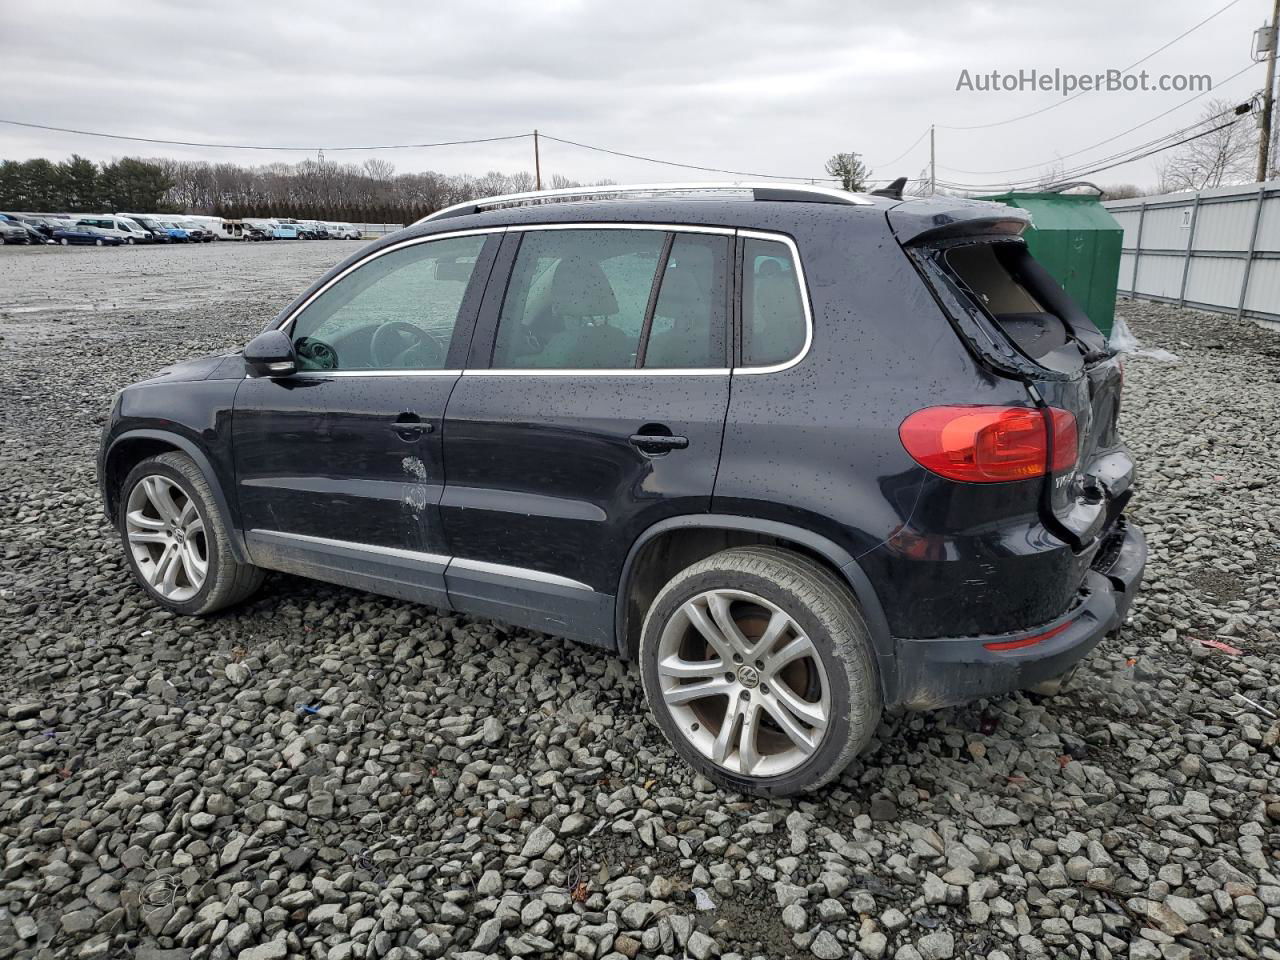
[118, 452, 264, 615]
[60, 238, 68, 245]
[639, 546, 881, 797]
[95, 239, 104, 246]
[125, 237, 134, 245]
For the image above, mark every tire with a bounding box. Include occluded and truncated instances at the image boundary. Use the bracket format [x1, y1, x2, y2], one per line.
[639, 546, 881, 797]
[125, 237, 134, 245]
[95, 239, 104, 246]
[118, 452, 264, 616]
[60, 238, 68, 245]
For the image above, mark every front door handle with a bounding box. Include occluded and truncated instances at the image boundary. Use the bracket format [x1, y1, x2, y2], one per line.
[390, 413, 433, 441]
[629, 433, 689, 455]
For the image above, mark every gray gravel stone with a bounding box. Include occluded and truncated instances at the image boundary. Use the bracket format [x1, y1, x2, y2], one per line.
[918, 930, 955, 960]
[2, 270, 1277, 960]
[809, 930, 843, 959]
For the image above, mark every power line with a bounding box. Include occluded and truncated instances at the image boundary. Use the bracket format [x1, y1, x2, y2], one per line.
[937, 117, 1244, 191]
[0, 117, 847, 183]
[939, 62, 1260, 176]
[0, 118, 533, 152]
[870, 127, 931, 169]
[939, 0, 1246, 131]
[537, 134, 839, 182]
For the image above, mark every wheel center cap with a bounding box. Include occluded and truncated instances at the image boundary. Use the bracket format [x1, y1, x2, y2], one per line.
[172, 529, 185, 544]
[737, 665, 760, 688]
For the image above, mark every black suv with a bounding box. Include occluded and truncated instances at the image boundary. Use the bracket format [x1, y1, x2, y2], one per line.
[97, 183, 1146, 796]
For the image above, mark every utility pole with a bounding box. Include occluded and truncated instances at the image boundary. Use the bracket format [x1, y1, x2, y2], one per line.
[1257, 0, 1280, 181]
[929, 125, 936, 196]
[532, 129, 542, 193]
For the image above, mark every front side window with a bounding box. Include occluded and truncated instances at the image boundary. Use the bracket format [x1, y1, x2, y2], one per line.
[492, 229, 727, 370]
[742, 237, 806, 367]
[288, 234, 485, 371]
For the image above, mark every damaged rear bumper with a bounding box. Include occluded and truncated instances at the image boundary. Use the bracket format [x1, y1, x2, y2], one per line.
[890, 517, 1146, 709]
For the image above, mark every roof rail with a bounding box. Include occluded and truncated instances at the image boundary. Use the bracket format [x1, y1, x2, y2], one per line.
[416, 181, 875, 224]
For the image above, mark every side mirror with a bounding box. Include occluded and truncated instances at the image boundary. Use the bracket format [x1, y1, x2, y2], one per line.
[244, 330, 297, 378]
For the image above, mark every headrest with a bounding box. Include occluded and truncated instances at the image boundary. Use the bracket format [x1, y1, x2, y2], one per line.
[656, 266, 709, 319]
[550, 258, 618, 318]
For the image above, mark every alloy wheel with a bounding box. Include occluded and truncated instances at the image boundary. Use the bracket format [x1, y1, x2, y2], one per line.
[655, 589, 830, 777]
[125, 475, 208, 602]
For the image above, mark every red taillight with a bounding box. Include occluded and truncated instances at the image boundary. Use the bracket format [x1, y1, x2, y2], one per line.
[899, 405, 1077, 483]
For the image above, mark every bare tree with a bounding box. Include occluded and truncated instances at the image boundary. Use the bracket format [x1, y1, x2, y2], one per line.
[1158, 99, 1257, 193]
[1035, 160, 1067, 189]
[824, 152, 871, 192]
[1099, 183, 1145, 200]
[362, 158, 396, 181]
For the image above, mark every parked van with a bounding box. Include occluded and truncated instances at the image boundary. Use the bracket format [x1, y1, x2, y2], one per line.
[76, 215, 153, 244]
[188, 215, 243, 240]
[118, 214, 174, 243]
[325, 222, 362, 239]
[272, 222, 301, 240]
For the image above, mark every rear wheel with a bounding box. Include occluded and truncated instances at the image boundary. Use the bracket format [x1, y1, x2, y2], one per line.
[118, 452, 264, 616]
[639, 547, 881, 796]
[60, 238, 68, 245]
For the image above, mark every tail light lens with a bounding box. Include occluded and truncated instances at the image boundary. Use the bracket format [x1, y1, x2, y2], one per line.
[900, 405, 1077, 483]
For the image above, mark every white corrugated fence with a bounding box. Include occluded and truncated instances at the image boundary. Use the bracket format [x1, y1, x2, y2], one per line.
[1105, 181, 1280, 328]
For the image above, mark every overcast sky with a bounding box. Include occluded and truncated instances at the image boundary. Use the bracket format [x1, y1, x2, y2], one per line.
[0, 0, 1261, 191]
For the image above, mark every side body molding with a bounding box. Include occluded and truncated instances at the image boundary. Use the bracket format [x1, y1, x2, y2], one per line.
[616, 515, 895, 694]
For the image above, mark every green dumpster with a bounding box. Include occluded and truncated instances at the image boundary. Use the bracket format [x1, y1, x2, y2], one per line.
[978, 185, 1123, 336]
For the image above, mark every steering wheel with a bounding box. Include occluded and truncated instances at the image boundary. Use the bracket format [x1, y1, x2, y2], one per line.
[370, 321, 446, 369]
[294, 336, 339, 370]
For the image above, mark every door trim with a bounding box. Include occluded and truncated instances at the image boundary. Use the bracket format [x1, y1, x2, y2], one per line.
[449, 557, 592, 591]
[246, 528, 593, 592]
[248, 529, 450, 566]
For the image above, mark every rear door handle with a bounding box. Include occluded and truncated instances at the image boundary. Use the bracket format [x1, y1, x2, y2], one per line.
[629, 433, 689, 454]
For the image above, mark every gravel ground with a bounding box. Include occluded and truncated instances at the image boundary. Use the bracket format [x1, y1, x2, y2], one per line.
[1, 243, 1278, 960]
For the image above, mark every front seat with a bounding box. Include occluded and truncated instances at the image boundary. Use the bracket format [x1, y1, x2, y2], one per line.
[534, 258, 632, 368]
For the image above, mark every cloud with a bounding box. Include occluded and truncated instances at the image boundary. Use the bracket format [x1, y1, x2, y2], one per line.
[0, 0, 1255, 189]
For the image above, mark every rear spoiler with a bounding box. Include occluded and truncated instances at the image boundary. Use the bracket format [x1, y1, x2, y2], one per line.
[886, 196, 1030, 246]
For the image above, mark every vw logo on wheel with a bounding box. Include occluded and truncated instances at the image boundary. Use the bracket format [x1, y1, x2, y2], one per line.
[737, 665, 761, 688]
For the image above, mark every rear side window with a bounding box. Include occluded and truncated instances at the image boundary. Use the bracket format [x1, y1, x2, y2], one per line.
[644, 233, 727, 369]
[742, 238, 806, 367]
[492, 229, 727, 370]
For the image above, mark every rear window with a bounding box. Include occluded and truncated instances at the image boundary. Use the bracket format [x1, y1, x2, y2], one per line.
[944, 241, 1076, 363]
